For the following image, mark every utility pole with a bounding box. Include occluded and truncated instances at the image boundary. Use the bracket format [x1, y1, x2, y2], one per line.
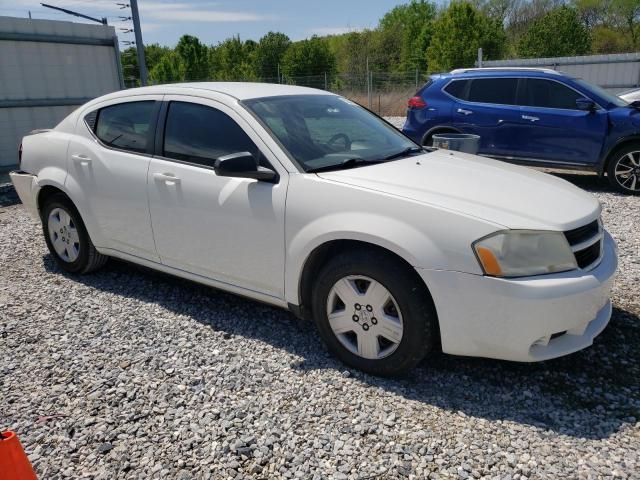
[129, 0, 148, 85]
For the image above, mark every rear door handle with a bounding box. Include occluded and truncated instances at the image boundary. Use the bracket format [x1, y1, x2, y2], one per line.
[522, 115, 539, 122]
[71, 154, 92, 166]
[457, 108, 473, 116]
[153, 172, 181, 185]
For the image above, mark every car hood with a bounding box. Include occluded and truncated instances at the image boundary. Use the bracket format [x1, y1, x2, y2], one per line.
[316, 150, 601, 231]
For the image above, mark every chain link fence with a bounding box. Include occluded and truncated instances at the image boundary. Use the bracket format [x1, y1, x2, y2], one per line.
[145, 71, 427, 117]
[280, 71, 426, 117]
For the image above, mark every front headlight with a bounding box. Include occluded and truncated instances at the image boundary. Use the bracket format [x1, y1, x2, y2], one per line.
[473, 230, 577, 277]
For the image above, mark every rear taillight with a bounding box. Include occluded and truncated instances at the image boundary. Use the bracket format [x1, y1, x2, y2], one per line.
[408, 96, 427, 109]
[18, 142, 22, 168]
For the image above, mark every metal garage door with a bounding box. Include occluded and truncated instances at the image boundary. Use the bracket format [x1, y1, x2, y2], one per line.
[0, 16, 123, 168]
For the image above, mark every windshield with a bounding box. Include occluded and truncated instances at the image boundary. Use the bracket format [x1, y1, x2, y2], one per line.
[243, 95, 419, 172]
[573, 78, 628, 107]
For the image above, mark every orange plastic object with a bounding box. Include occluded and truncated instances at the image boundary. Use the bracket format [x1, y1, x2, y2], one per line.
[0, 431, 37, 480]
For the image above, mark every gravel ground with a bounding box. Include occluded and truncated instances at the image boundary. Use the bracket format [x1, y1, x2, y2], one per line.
[1, 160, 639, 479]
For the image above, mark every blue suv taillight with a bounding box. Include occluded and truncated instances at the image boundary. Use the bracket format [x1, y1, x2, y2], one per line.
[408, 96, 427, 109]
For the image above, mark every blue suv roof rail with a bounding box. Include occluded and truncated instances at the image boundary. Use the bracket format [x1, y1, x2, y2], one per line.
[450, 67, 563, 75]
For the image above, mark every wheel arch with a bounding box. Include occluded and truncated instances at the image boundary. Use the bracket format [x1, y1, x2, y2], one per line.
[293, 239, 439, 330]
[36, 183, 71, 216]
[601, 136, 640, 175]
[421, 125, 462, 146]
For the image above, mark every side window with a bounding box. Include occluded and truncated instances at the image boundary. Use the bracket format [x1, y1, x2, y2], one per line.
[444, 80, 469, 100]
[163, 102, 259, 167]
[467, 78, 519, 105]
[94, 101, 155, 153]
[522, 79, 583, 110]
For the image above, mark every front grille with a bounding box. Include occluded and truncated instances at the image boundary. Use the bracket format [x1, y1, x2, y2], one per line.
[564, 219, 602, 270]
[564, 220, 599, 246]
[574, 241, 601, 268]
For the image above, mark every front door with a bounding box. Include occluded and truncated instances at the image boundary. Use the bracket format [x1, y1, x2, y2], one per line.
[515, 78, 607, 166]
[146, 96, 287, 299]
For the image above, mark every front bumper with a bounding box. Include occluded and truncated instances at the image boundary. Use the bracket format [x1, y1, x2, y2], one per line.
[9, 171, 40, 220]
[417, 231, 617, 362]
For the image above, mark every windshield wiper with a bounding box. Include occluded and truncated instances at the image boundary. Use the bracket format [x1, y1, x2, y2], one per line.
[383, 146, 423, 161]
[306, 158, 386, 173]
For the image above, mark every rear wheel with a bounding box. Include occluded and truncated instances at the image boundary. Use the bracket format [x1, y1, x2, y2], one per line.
[311, 248, 437, 376]
[607, 144, 640, 195]
[42, 194, 108, 273]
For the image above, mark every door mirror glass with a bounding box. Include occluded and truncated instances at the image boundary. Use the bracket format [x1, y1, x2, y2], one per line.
[214, 152, 278, 182]
[576, 98, 596, 111]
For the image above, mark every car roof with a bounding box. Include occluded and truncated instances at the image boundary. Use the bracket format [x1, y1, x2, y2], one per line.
[95, 82, 332, 102]
[434, 67, 570, 80]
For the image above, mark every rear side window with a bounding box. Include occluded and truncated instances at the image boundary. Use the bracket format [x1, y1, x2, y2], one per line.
[94, 101, 155, 154]
[443, 80, 469, 100]
[522, 79, 582, 110]
[466, 78, 519, 105]
[163, 101, 259, 167]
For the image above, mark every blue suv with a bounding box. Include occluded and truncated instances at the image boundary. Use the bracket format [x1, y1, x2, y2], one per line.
[402, 68, 640, 194]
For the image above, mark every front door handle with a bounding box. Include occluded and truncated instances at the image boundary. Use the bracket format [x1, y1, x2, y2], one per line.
[522, 115, 539, 122]
[153, 172, 181, 185]
[457, 108, 473, 116]
[71, 154, 92, 166]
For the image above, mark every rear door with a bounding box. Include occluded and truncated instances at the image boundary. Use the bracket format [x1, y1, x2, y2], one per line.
[516, 78, 607, 166]
[448, 77, 523, 157]
[66, 96, 162, 261]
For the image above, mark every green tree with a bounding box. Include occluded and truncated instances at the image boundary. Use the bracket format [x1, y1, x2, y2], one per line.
[610, 0, 640, 48]
[591, 25, 635, 53]
[175, 35, 209, 80]
[281, 36, 336, 78]
[518, 6, 591, 57]
[379, 0, 437, 71]
[426, 2, 506, 72]
[149, 51, 185, 84]
[255, 32, 291, 80]
[121, 43, 171, 86]
[210, 35, 258, 80]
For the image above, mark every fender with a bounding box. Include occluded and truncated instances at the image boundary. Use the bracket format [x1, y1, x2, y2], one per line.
[285, 212, 451, 306]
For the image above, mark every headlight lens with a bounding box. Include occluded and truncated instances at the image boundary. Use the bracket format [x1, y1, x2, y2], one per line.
[473, 230, 577, 277]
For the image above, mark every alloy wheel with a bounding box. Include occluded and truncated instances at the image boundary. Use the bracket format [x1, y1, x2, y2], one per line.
[614, 151, 640, 192]
[47, 207, 80, 262]
[326, 275, 404, 360]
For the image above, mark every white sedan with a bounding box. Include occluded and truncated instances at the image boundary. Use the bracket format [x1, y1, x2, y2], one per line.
[11, 83, 617, 375]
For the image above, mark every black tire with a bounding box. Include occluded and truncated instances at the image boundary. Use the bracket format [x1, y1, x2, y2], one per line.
[41, 193, 108, 274]
[606, 143, 640, 195]
[311, 248, 438, 376]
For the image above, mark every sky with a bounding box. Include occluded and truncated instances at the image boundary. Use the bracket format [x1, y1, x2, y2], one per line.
[1, 0, 416, 47]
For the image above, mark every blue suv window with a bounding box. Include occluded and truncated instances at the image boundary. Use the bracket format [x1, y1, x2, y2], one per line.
[444, 80, 469, 99]
[522, 79, 582, 110]
[466, 78, 519, 105]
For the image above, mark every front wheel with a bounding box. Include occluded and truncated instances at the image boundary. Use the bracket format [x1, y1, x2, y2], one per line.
[311, 249, 438, 376]
[607, 145, 640, 195]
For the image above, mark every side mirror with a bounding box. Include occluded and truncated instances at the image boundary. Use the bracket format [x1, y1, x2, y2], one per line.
[214, 152, 278, 183]
[576, 98, 596, 112]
